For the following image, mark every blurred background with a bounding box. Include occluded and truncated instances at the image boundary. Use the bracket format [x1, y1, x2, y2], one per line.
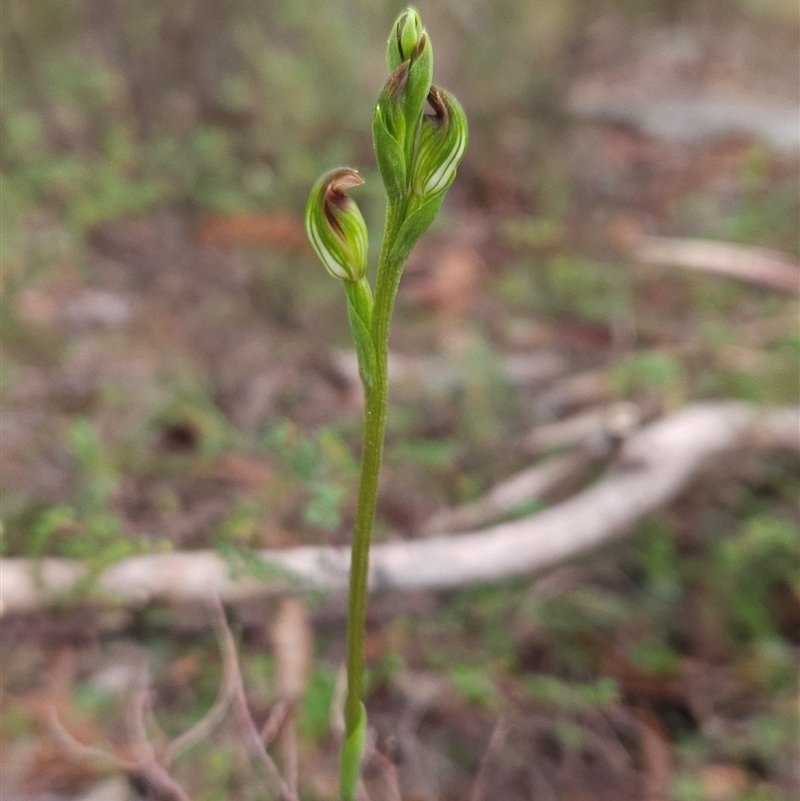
[1, 0, 798, 799]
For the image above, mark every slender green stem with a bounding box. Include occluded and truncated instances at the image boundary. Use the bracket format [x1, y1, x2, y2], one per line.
[343, 202, 405, 737]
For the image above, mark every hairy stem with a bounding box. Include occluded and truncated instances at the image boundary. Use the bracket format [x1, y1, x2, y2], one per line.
[343, 201, 405, 739]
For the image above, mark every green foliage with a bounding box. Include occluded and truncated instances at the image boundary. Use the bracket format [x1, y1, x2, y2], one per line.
[612, 350, 684, 398]
[628, 637, 682, 677]
[635, 519, 683, 611]
[153, 386, 233, 461]
[0, 703, 36, 740]
[264, 421, 356, 532]
[671, 144, 799, 254]
[523, 675, 619, 710]
[741, 637, 797, 695]
[711, 514, 799, 644]
[387, 438, 455, 468]
[670, 773, 707, 801]
[501, 217, 566, 250]
[544, 255, 629, 323]
[297, 663, 338, 742]
[436, 582, 523, 658]
[73, 682, 116, 718]
[216, 499, 266, 548]
[200, 748, 242, 801]
[529, 585, 631, 635]
[448, 664, 499, 708]
[215, 542, 294, 586]
[751, 710, 800, 764]
[554, 719, 585, 751]
[16, 420, 125, 562]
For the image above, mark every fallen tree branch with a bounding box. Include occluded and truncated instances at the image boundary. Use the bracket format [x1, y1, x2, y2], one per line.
[631, 235, 800, 295]
[2, 404, 797, 614]
[419, 450, 597, 536]
[523, 401, 642, 453]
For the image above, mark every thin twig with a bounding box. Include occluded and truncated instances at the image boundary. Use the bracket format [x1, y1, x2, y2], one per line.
[362, 746, 403, 801]
[260, 699, 290, 745]
[141, 685, 169, 749]
[127, 665, 158, 764]
[48, 708, 136, 771]
[161, 610, 238, 767]
[133, 757, 194, 801]
[330, 663, 348, 741]
[206, 596, 298, 801]
[469, 718, 510, 801]
[51, 688, 194, 801]
[282, 709, 299, 799]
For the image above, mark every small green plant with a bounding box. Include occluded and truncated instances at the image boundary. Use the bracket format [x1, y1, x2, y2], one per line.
[304, 8, 468, 798]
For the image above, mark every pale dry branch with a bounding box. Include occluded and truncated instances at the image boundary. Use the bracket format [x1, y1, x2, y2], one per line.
[632, 235, 800, 295]
[420, 450, 596, 536]
[523, 402, 641, 453]
[3, 404, 797, 615]
[535, 369, 613, 416]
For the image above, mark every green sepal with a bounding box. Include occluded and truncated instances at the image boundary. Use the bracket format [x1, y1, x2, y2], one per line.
[391, 191, 446, 265]
[339, 701, 368, 801]
[372, 77, 408, 202]
[402, 39, 433, 167]
[345, 279, 377, 392]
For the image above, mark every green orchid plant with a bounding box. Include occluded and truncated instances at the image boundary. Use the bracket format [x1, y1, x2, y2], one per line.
[305, 8, 468, 799]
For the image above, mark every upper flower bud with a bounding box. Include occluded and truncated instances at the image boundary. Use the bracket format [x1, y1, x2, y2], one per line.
[305, 168, 368, 283]
[387, 8, 426, 71]
[410, 86, 468, 199]
[385, 8, 433, 169]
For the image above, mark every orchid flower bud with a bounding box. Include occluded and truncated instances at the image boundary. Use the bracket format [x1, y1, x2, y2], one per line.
[410, 86, 468, 199]
[385, 8, 433, 168]
[305, 168, 368, 283]
[387, 8, 424, 71]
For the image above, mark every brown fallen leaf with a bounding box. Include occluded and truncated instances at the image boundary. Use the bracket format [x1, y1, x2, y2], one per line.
[197, 213, 309, 253]
[404, 242, 483, 322]
[210, 453, 274, 490]
[635, 708, 672, 801]
[702, 764, 748, 801]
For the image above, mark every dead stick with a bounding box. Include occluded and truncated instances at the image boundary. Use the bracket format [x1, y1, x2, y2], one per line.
[3, 404, 796, 614]
[632, 235, 800, 295]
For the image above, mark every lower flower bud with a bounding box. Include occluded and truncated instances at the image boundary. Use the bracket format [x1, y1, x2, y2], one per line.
[305, 168, 369, 283]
